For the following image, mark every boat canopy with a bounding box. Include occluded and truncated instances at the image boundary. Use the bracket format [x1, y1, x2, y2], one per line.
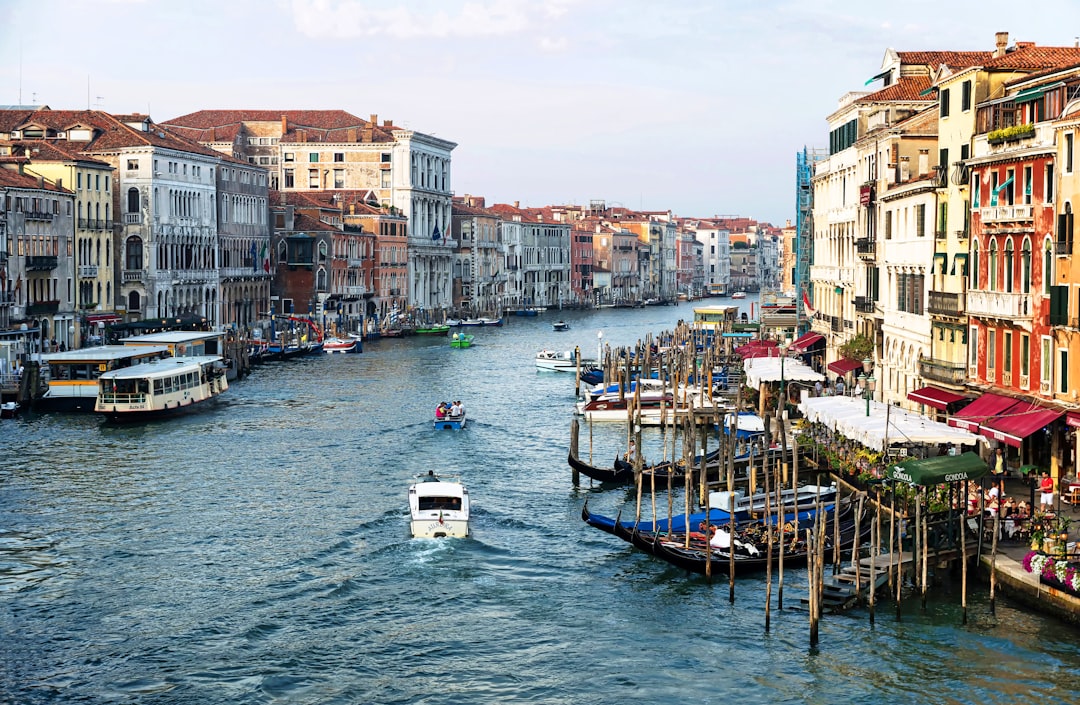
[885, 452, 988, 486]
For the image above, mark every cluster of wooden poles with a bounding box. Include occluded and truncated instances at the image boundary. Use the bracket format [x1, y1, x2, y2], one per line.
[573, 322, 992, 645]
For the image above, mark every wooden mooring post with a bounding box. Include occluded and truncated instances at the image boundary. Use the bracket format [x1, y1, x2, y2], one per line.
[569, 418, 580, 486]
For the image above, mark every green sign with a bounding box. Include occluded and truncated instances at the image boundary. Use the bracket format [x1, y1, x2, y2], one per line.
[885, 452, 988, 486]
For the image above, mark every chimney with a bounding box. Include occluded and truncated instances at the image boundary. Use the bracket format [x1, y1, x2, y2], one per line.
[994, 31, 1009, 58]
[369, 114, 378, 126]
[347, 128, 357, 142]
[514, 200, 520, 209]
[298, 129, 307, 143]
[383, 119, 392, 128]
[281, 115, 288, 134]
[56, 177, 62, 190]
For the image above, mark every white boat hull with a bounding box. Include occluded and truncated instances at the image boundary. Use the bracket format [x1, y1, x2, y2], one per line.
[410, 517, 469, 539]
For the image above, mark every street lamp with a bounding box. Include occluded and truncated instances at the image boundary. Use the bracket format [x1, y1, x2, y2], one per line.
[862, 372, 876, 416]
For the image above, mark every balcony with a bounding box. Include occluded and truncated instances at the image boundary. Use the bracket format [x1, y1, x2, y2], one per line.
[854, 296, 874, 313]
[26, 300, 60, 315]
[389, 288, 401, 296]
[122, 269, 143, 282]
[25, 210, 54, 221]
[927, 290, 964, 317]
[979, 205, 1033, 223]
[26, 256, 58, 271]
[966, 289, 1032, 320]
[348, 258, 364, 268]
[0, 290, 13, 305]
[78, 265, 99, 278]
[855, 238, 875, 260]
[345, 286, 366, 298]
[919, 357, 967, 385]
[123, 213, 142, 225]
[831, 316, 842, 333]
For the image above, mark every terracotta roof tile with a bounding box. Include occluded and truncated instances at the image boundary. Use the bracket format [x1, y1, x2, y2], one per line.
[897, 51, 993, 67]
[0, 166, 72, 193]
[4, 140, 111, 166]
[985, 46, 1080, 70]
[163, 110, 399, 145]
[290, 212, 339, 232]
[858, 76, 935, 103]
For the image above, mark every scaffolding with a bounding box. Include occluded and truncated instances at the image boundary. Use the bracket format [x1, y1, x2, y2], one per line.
[795, 147, 827, 331]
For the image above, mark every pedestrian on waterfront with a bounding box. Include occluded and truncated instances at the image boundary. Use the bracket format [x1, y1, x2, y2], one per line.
[835, 377, 845, 396]
[992, 447, 1005, 478]
[1040, 471, 1055, 508]
[814, 380, 823, 397]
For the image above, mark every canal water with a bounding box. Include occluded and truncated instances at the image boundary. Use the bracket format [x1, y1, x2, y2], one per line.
[3, 298, 1080, 705]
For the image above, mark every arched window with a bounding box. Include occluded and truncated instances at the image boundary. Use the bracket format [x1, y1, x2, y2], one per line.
[1004, 238, 1014, 293]
[316, 268, 327, 291]
[1021, 238, 1032, 293]
[125, 236, 143, 271]
[970, 241, 980, 289]
[989, 240, 999, 291]
[1044, 239, 1053, 294]
[128, 290, 140, 312]
[127, 187, 140, 214]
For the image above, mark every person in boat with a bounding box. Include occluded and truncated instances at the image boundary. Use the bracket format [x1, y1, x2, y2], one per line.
[449, 401, 462, 418]
[435, 403, 447, 420]
[623, 440, 639, 463]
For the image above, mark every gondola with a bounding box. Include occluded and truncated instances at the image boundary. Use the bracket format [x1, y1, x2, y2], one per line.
[567, 446, 724, 485]
[647, 515, 871, 576]
[581, 498, 848, 537]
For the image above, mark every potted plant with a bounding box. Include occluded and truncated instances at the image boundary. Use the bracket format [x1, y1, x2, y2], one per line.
[1030, 525, 1045, 551]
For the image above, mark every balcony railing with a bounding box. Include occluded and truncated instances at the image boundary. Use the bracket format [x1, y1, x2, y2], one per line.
[26, 256, 58, 271]
[927, 290, 965, 317]
[123, 213, 142, 225]
[345, 286, 366, 297]
[919, 357, 967, 385]
[26, 300, 60, 315]
[122, 270, 143, 282]
[854, 296, 874, 313]
[25, 211, 54, 221]
[855, 238, 875, 259]
[831, 316, 842, 333]
[966, 289, 1032, 319]
[980, 205, 1033, 223]
[78, 265, 99, 278]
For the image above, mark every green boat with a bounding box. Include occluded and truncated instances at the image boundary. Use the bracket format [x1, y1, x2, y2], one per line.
[450, 333, 475, 348]
[415, 324, 450, 336]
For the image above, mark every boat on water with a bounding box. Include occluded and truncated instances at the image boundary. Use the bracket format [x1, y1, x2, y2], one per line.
[445, 319, 463, 327]
[37, 344, 172, 412]
[434, 401, 467, 430]
[536, 349, 596, 372]
[552, 321, 570, 332]
[94, 355, 229, 421]
[409, 472, 470, 538]
[588, 503, 868, 576]
[450, 333, 475, 349]
[323, 337, 361, 353]
[415, 324, 450, 336]
[731, 291, 747, 300]
[507, 307, 540, 317]
[478, 317, 503, 326]
[1, 401, 18, 419]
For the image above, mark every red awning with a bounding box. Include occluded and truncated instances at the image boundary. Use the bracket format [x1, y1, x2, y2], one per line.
[1068, 412, 1080, 429]
[85, 313, 121, 324]
[947, 392, 1017, 432]
[789, 332, 824, 353]
[980, 403, 1063, 448]
[907, 386, 967, 411]
[826, 358, 863, 376]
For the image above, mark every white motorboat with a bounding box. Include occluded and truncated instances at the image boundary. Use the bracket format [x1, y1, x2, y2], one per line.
[707, 483, 838, 520]
[409, 472, 470, 538]
[323, 337, 361, 353]
[552, 321, 570, 332]
[536, 349, 596, 372]
[731, 291, 747, 300]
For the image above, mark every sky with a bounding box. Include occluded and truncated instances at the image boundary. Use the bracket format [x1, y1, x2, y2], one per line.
[2, 0, 1078, 226]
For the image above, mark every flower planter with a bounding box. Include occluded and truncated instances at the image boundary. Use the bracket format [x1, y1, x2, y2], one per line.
[1040, 573, 1080, 598]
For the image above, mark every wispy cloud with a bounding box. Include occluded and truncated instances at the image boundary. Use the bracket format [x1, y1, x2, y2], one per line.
[290, 0, 580, 39]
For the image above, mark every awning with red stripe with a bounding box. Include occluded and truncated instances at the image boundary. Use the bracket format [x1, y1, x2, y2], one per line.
[979, 403, 1063, 448]
[826, 358, 863, 376]
[947, 392, 1017, 432]
[907, 386, 967, 411]
[789, 332, 824, 353]
[1067, 412, 1080, 429]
